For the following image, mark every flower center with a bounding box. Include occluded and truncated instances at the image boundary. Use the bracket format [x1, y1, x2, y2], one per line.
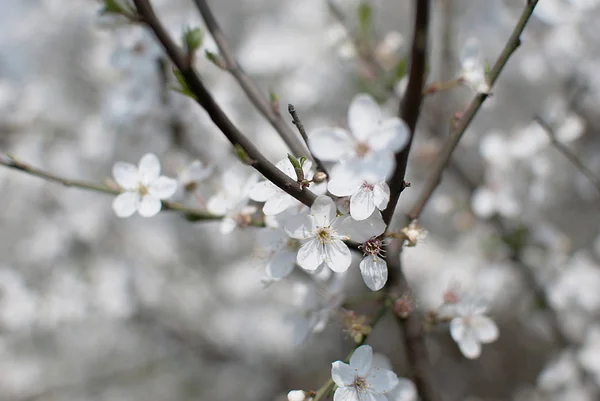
[136, 184, 149, 197]
[361, 237, 384, 257]
[360, 181, 374, 191]
[352, 375, 368, 392]
[354, 142, 371, 158]
[315, 227, 334, 244]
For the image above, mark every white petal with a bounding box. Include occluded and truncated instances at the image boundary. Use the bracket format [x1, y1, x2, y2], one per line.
[220, 217, 237, 234]
[368, 368, 399, 393]
[367, 118, 410, 154]
[460, 37, 483, 68]
[297, 239, 324, 271]
[327, 164, 362, 197]
[471, 315, 499, 343]
[112, 191, 140, 218]
[385, 378, 417, 401]
[372, 182, 390, 211]
[359, 256, 388, 291]
[350, 344, 373, 375]
[207, 192, 230, 215]
[138, 153, 161, 185]
[310, 195, 337, 227]
[266, 248, 296, 279]
[449, 317, 466, 342]
[308, 127, 354, 161]
[335, 211, 386, 242]
[353, 152, 395, 181]
[264, 193, 298, 215]
[348, 94, 382, 141]
[331, 361, 356, 387]
[324, 239, 352, 272]
[284, 212, 312, 239]
[457, 331, 482, 359]
[137, 195, 162, 217]
[275, 158, 298, 179]
[350, 186, 375, 221]
[333, 386, 360, 401]
[148, 176, 178, 199]
[249, 180, 279, 202]
[471, 187, 496, 218]
[112, 162, 138, 190]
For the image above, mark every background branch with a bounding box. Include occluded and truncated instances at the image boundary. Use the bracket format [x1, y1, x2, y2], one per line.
[192, 0, 310, 159]
[407, 0, 540, 221]
[133, 0, 317, 207]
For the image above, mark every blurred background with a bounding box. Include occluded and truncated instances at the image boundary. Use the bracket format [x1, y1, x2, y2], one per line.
[0, 0, 600, 400]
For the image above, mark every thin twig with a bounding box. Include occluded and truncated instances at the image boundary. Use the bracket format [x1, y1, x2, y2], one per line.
[535, 115, 600, 195]
[133, 0, 317, 208]
[191, 0, 309, 159]
[0, 155, 221, 221]
[407, 0, 540, 221]
[381, 0, 430, 225]
[288, 104, 329, 176]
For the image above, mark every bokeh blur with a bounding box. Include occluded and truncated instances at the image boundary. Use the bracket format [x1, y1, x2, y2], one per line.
[0, 0, 600, 400]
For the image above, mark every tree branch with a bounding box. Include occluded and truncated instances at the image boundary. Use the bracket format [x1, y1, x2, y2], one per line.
[0, 155, 221, 221]
[191, 0, 309, 159]
[535, 115, 600, 195]
[288, 104, 329, 176]
[381, 0, 430, 225]
[133, 0, 317, 207]
[407, 0, 540, 221]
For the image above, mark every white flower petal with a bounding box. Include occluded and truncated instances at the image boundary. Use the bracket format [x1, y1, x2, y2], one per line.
[137, 195, 162, 217]
[310, 195, 338, 227]
[333, 386, 360, 401]
[328, 164, 362, 197]
[112, 191, 140, 218]
[350, 186, 375, 221]
[334, 211, 385, 242]
[297, 239, 324, 271]
[264, 193, 298, 215]
[368, 367, 399, 393]
[471, 315, 499, 343]
[352, 152, 395, 181]
[284, 212, 312, 239]
[457, 331, 482, 359]
[348, 94, 382, 141]
[207, 192, 230, 215]
[148, 176, 178, 199]
[471, 187, 496, 218]
[349, 344, 373, 375]
[138, 153, 161, 185]
[249, 180, 279, 202]
[449, 317, 466, 342]
[308, 127, 354, 161]
[331, 361, 356, 387]
[112, 162, 139, 190]
[385, 378, 417, 401]
[359, 256, 388, 291]
[372, 182, 390, 211]
[266, 248, 296, 279]
[220, 217, 237, 234]
[275, 158, 298, 179]
[368, 118, 410, 154]
[324, 239, 351, 272]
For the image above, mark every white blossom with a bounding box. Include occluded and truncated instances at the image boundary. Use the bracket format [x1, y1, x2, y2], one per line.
[207, 167, 258, 234]
[287, 390, 307, 401]
[284, 196, 355, 272]
[328, 162, 390, 221]
[112, 153, 178, 218]
[308, 94, 409, 179]
[449, 299, 499, 359]
[460, 38, 491, 95]
[177, 159, 212, 193]
[331, 345, 399, 401]
[257, 226, 301, 281]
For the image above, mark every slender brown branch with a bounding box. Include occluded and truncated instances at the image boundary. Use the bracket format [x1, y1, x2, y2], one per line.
[535, 116, 600, 195]
[133, 0, 317, 207]
[407, 0, 540, 221]
[0, 155, 221, 220]
[381, 0, 429, 225]
[287, 104, 329, 176]
[191, 0, 309, 159]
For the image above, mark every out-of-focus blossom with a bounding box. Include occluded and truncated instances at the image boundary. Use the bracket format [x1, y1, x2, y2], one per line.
[460, 38, 490, 95]
[448, 298, 499, 359]
[112, 153, 178, 218]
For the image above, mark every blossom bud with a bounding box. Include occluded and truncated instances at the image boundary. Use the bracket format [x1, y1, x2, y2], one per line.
[312, 171, 327, 183]
[288, 390, 306, 401]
